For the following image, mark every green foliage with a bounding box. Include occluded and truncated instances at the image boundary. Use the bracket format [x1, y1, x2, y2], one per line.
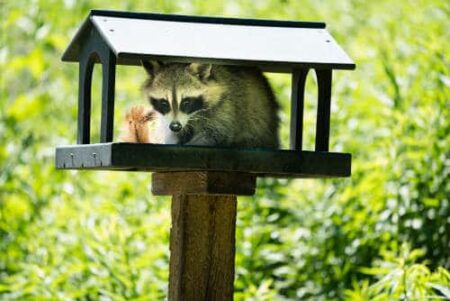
[345, 244, 450, 300]
[1, 0, 449, 300]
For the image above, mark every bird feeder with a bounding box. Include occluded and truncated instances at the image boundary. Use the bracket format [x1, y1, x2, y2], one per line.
[56, 10, 355, 300]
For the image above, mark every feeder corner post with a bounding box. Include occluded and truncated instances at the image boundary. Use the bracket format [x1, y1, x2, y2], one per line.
[152, 171, 256, 301]
[75, 27, 116, 145]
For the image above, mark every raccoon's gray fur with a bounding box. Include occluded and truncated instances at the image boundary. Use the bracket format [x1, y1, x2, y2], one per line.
[142, 61, 279, 148]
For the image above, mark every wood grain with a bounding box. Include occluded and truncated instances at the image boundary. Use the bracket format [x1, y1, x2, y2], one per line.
[169, 194, 237, 301]
[152, 171, 256, 196]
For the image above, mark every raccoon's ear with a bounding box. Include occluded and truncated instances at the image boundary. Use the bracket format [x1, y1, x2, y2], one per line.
[141, 60, 162, 78]
[187, 63, 212, 80]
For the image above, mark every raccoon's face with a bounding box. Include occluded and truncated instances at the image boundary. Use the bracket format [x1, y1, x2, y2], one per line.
[142, 61, 218, 134]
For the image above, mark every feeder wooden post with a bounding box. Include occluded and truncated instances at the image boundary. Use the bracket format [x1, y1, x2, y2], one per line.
[152, 171, 256, 301]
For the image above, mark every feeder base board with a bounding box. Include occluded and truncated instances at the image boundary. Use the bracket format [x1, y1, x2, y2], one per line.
[55, 142, 351, 178]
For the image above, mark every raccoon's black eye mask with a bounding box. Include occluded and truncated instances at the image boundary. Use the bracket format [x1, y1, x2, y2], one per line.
[180, 96, 205, 114]
[149, 97, 171, 115]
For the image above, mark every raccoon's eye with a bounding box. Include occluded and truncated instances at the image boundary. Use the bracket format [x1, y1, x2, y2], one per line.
[180, 96, 205, 114]
[150, 97, 171, 115]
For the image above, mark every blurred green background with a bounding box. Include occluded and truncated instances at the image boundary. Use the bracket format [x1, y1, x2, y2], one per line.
[1, 0, 449, 300]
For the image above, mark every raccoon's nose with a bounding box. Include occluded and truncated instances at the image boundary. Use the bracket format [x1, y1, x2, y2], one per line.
[169, 121, 182, 132]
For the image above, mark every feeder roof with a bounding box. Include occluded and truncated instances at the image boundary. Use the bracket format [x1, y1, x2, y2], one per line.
[62, 10, 355, 72]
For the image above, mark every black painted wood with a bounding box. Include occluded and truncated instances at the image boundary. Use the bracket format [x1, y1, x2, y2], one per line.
[100, 50, 116, 143]
[315, 69, 333, 152]
[77, 50, 94, 144]
[91, 9, 326, 28]
[114, 54, 354, 73]
[77, 27, 116, 144]
[290, 69, 309, 150]
[55, 143, 351, 178]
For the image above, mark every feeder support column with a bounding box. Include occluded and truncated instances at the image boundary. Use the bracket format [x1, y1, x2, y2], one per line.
[76, 29, 116, 144]
[290, 68, 309, 150]
[315, 69, 333, 152]
[100, 50, 116, 143]
[77, 50, 94, 144]
[152, 171, 256, 301]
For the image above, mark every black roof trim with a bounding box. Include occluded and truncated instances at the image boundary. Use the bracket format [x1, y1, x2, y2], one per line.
[90, 9, 326, 29]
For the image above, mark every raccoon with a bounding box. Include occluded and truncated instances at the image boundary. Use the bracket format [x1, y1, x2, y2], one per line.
[141, 61, 279, 148]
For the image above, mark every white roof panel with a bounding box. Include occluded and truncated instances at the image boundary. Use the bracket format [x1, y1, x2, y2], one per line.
[63, 10, 355, 71]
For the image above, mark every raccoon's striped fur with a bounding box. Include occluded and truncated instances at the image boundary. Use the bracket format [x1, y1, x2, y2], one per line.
[141, 61, 279, 148]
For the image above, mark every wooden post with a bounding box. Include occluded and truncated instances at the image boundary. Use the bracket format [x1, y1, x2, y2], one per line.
[152, 171, 256, 301]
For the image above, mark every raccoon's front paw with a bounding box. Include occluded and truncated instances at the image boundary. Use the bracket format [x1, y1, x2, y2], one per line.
[120, 105, 154, 143]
